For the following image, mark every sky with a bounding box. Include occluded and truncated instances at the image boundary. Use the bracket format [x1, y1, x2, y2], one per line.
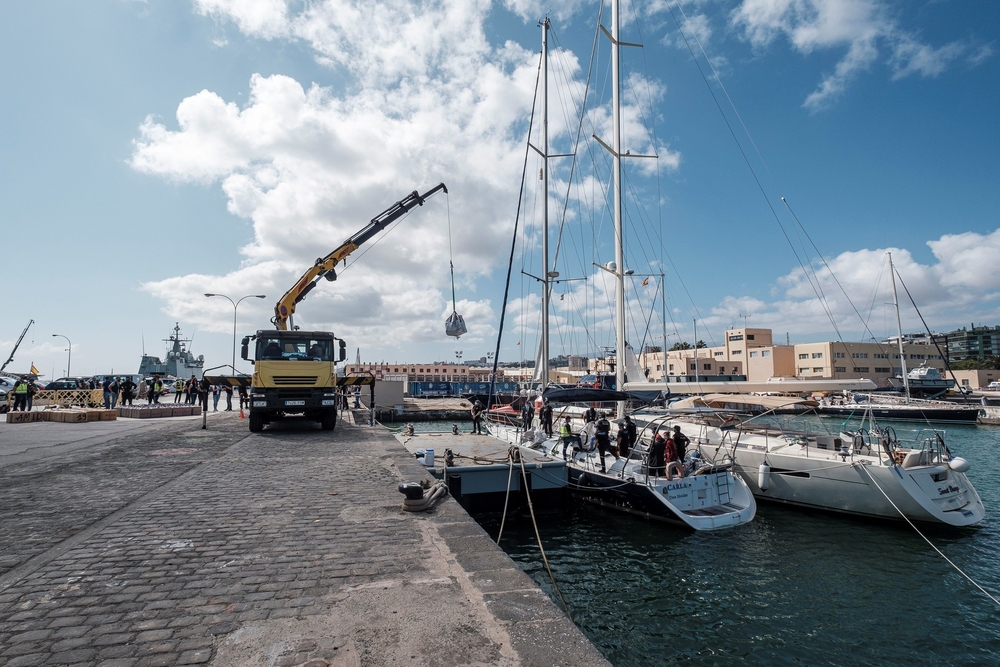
[1, 0, 997, 379]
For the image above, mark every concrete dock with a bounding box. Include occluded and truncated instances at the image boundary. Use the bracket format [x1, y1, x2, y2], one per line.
[0, 411, 608, 666]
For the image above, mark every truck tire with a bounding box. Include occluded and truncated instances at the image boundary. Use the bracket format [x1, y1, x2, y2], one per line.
[320, 409, 337, 431]
[249, 412, 265, 433]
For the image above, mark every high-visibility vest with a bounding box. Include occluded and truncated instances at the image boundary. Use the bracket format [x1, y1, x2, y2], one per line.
[14, 382, 28, 394]
[559, 423, 572, 437]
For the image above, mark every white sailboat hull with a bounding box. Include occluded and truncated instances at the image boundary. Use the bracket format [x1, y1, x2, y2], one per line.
[638, 416, 985, 527]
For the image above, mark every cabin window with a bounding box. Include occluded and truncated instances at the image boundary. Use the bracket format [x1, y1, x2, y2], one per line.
[762, 350, 771, 357]
[750, 351, 758, 358]
[835, 366, 847, 372]
[812, 367, 823, 373]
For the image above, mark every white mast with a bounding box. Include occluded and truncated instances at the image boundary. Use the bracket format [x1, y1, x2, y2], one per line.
[612, 0, 626, 417]
[888, 251, 910, 401]
[540, 17, 551, 394]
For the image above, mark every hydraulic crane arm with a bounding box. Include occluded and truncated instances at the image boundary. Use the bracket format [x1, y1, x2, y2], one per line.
[0, 319, 34, 375]
[272, 183, 448, 330]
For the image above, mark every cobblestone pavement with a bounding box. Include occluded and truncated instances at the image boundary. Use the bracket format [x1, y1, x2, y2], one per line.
[0, 412, 608, 667]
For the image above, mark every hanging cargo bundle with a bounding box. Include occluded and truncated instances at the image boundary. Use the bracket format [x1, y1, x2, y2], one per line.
[444, 203, 468, 338]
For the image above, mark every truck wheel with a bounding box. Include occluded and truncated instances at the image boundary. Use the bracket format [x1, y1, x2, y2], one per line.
[249, 412, 265, 433]
[320, 409, 337, 431]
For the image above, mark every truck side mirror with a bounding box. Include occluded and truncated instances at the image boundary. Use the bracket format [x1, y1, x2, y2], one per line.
[338, 339, 347, 362]
[241, 336, 250, 361]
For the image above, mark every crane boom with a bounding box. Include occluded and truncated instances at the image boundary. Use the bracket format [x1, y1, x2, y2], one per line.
[0, 319, 34, 375]
[272, 183, 448, 330]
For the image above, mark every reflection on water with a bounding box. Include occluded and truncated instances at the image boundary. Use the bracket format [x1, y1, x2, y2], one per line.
[474, 420, 1000, 666]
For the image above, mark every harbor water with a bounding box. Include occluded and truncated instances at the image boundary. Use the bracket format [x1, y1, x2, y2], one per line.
[473, 417, 1000, 666]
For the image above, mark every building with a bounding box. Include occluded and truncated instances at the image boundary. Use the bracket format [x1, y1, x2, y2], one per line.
[790, 340, 945, 385]
[933, 325, 1000, 362]
[343, 363, 470, 382]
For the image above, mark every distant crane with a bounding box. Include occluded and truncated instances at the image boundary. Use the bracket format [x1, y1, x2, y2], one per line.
[0, 319, 34, 378]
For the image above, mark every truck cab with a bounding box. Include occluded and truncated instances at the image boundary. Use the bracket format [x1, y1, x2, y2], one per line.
[242, 330, 346, 432]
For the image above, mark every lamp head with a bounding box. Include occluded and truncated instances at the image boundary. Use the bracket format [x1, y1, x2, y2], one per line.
[204, 293, 216, 297]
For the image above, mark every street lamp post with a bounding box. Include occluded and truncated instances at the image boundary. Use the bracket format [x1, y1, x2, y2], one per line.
[204, 293, 267, 374]
[51, 334, 71, 377]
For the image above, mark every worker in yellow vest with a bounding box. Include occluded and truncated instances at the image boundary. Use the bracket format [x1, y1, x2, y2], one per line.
[12, 376, 29, 412]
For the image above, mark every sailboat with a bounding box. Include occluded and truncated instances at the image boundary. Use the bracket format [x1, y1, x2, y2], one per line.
[487, 8, 755, 531]
[814, 252, 981, 424]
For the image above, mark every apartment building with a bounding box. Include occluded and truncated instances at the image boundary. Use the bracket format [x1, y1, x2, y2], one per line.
[791, 340, 946, 383]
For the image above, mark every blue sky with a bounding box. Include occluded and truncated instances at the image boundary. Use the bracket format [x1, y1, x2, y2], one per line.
[1, 0, 997, 378]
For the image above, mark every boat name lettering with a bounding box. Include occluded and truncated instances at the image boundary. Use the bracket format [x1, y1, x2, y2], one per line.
[938, 485, 960, 496]
[666, 482, 690, 491]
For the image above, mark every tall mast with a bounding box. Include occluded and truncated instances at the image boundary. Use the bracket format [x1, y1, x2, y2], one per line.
[612, 0, 626, 417]
[540, 17, 551, 393]
[888, 251, 910, 401]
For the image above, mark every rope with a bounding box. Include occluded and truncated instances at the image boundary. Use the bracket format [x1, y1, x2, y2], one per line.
[857, 464, 1000, 607]
[516, 449, 573, 621]
[495, 451, 517, 544]
[446, 195, 458, 312]
[401, 481, 448, 512]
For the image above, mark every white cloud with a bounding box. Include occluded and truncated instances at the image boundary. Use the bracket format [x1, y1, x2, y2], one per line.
[701, 228, 1000, 339]
[134, 1, 551, 355]
[729, 0, 991, 111]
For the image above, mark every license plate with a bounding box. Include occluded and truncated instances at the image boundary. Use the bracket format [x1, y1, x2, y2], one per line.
[253, 401, 267, 407]
[284, 400, 305, 406]
[321, 400, 336, 406]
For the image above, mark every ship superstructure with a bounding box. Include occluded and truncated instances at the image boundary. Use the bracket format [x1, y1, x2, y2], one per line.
[138, 323, 205, 379]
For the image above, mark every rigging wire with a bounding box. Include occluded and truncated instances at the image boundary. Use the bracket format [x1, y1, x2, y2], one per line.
[488, 54, 542, 410]
[858, 464, 1000, 608]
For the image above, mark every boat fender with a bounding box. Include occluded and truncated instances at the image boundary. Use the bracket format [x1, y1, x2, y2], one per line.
[948, 457, 971, 473]
[758, 462, 770, 491]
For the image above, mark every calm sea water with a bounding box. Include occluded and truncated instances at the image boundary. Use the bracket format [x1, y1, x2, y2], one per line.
[474, 418, 1000, 666]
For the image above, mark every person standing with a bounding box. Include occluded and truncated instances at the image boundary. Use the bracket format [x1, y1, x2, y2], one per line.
[583, 406, 597, 424]
[595, 413, 613, 473]
[138, 377, 147, 401]
[174, 378, 184, 403]
[353, 386, 361, 408]
[624, 415, 637, 453]
[199, 376, 211, 412]
[108, 376, 120, 409]
[648, 428, 666, 477]
[672, 425, 689, 463]
[521, 398, 534, 429]
[26, 378, 37, 412]
[224, 384, 233, 411]
[102, 376, 114, 410]
[12, 376, 29, 412]
[152, 377, 163, 404]
[211, 384, 221, 412]
[122, 377, 136, 406]
[559, 417, 579, 460]
[615, 421, 629, 458]
[238, 384, 248, 410]
[540, 400, 553, 437]
[470, 399, 485, 434]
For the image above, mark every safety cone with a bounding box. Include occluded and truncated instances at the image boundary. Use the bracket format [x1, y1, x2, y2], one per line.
[239, 408, 245, 419]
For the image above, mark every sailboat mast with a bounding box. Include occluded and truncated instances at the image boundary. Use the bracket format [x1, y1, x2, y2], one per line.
[888, 251, 910, 400]
[540, 17, 551, 393]
[612, 0, 626, 416]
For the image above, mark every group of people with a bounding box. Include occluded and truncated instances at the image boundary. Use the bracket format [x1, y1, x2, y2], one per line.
[9, 375, 38, 412]
[646, 424, 690, 480]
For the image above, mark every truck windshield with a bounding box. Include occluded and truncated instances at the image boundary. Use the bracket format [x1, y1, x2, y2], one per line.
[258, 337, 333, 361]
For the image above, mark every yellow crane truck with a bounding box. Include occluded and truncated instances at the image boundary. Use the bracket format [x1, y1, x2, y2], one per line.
[240, 183, 448, 432]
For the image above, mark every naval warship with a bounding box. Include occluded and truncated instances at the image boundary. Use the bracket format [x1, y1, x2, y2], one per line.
[138, 323, 205, 379]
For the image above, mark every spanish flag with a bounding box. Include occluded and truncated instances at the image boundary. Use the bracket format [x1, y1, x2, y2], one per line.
[30, 364, 40, 375]
[641, 277, 649, 286]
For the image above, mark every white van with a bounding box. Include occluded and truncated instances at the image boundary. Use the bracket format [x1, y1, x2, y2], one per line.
[987, 381, 1000, 391]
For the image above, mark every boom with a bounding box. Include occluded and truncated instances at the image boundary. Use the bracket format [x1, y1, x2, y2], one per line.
[0, 319, 34, 375]
[272, 183, 448, 330]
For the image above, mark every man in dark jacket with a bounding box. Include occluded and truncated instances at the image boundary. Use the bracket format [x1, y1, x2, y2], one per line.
[595, 413, 613, 473]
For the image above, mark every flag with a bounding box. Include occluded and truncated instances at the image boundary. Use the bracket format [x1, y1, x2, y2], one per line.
[516, 341, 521, 346]
[30, 364, 39, 375]
[641, 277, 649, 286]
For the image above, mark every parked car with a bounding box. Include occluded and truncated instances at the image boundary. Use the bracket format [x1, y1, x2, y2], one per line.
[988, 381, 1000, 391]
[44, 377, 92, 390]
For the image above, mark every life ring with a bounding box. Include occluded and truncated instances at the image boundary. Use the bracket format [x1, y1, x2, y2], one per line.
[666, 461, 684, 481]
